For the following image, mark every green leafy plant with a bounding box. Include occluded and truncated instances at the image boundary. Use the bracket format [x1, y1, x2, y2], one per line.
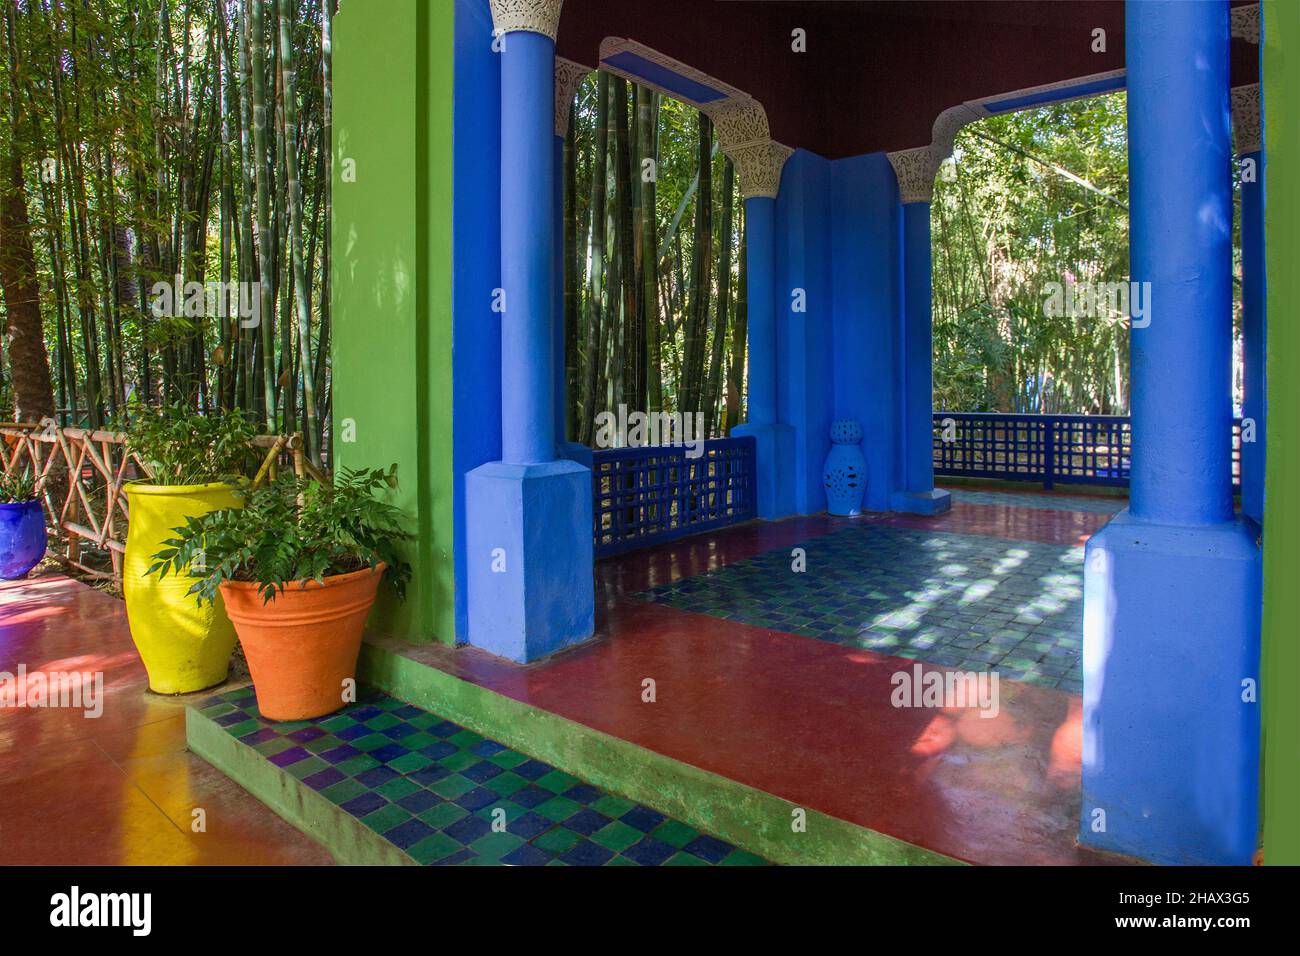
[118, 401, 260, 486]
[147, 464, 413, 606]
[0, 471, 39, 504]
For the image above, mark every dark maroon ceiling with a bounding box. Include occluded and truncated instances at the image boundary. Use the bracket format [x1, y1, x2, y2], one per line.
[556, 1, 1260, 159]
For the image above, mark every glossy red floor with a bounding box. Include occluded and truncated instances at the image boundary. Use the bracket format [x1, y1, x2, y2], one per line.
[0, 574, 332, 865]
[399, 489, 1127, 866]
[0, 485, 1123, 865]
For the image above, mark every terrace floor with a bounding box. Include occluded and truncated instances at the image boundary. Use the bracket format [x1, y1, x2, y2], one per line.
[0, 483, 1131, 865]
[384, 484, 1129, 865]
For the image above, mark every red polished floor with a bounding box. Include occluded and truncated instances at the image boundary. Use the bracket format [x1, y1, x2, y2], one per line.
[0, 574, 332, 865]
[393, 492, 1129, 866]
[0, 488, 1124, 866]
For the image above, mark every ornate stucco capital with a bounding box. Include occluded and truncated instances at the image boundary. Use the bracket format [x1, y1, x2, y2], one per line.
[704, 96, 792, 199]
[887, 146, 941, 205]
[1231, 84, 1262, 155]
[555, 58, 590, 137]
[489, 0, 564, 40]
[727, 141, 795, 200]
[1231, 3, 1260, 44]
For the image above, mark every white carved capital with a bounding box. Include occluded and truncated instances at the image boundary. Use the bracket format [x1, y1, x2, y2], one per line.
[489, 0, 563, 41]
[1231, 3, 1260, 44]
[1231, 84, 1262, 155]
[888, 146, 940, 204]
[555, 58, 590, 137]
[702, 97, 792, 199]
[728, 141, 795, 200]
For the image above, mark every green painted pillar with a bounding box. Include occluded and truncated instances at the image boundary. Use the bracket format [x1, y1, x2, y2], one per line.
[1263, 0, 1300, 866]
[330, 0, 455, 644]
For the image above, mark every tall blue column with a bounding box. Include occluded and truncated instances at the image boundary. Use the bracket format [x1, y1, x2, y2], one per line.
[498, 31, 555, 465]
[886, 150, 950, 515]
[1081, 0, 1261, 865]
[746, 197, 777, 426]
[732, 194, 795, 518]
[898, 201, 948, 514]
[466, 14, 594, 663]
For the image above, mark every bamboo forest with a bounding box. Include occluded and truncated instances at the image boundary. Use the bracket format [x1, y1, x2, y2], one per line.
[1, 1, 1194, 460]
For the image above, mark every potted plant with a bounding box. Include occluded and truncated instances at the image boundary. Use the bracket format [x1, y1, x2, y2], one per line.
[121, 402, 259, 694]
[147, 465, 411, 721]
[0, 471, 47, 580]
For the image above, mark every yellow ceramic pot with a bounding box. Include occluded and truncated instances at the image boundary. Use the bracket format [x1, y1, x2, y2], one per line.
[123, 481, 241, 694]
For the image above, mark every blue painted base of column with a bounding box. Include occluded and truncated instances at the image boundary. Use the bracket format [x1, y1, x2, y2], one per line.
[732, 422, 796, 520]
[1080, 509, 1261, 865]
[465, 459, 595, 663]
[889, 489, 952, 516]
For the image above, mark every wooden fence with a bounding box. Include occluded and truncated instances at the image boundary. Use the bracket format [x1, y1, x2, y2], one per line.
[0, 422, 310, 584]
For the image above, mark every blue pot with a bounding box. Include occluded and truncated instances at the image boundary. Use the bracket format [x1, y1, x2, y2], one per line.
[824, 419, 867, 516]
[0, 499, 47, 579]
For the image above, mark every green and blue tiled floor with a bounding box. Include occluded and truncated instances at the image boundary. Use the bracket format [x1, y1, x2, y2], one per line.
[640, 523, 1085, 692]
[198, 686, 769, 866]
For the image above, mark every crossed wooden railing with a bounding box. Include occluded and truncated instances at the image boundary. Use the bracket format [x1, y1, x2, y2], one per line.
[0, 422, 314, 584]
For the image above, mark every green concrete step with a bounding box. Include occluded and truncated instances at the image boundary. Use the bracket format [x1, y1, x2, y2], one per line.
[186, 685, 773, 866]
[356, 639, 964, 867]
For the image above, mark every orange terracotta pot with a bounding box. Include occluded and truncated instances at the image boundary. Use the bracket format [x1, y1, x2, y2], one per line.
[219, 564, 383, 721]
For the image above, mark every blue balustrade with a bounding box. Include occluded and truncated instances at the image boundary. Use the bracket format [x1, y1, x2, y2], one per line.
[592, 437, 756, 558]
[933, 412, 1243, 490]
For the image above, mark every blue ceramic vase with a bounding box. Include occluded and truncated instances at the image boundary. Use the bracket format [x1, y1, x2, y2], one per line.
[0, 499, 46, 579]
[823, 419, 867, 516]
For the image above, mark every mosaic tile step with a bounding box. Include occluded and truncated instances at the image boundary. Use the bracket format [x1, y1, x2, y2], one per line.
[943, 487, 1126, 515]
[640, 523, 1085, 692]
[196, 686, 770, 867]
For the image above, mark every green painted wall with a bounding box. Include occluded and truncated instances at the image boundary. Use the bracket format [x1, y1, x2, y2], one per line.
[331, 0, 455, 643]
[1262, 2, 1299, 866]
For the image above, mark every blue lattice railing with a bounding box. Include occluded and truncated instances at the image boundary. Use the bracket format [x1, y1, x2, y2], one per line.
[933, 412, 1244, 489]
[592, 437, 756, 558]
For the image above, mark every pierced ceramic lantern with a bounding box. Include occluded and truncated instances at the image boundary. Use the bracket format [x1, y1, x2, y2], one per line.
[824, 419, 867, 516]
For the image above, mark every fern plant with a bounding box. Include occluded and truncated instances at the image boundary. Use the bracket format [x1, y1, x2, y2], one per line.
[118, 401, 260, 486]
[147, 464, 413, 606]
[0, 471, 39, 504]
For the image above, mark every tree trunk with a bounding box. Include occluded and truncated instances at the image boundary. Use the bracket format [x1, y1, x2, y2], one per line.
[726, 214, 748, 432]
[704, 157, 734, 436]
[0, 4, 55, 423]
[578, 73, 608, 444]
[681, 114, 713, 415]
[639, 89, 661, 413]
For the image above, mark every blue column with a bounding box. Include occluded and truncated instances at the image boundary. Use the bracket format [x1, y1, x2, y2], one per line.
[465, 25, 594, 662]
[553, 134, 568, 447]
[1126, 7, 1234, 526]
[499, 32, 555, 465]
[1081, 0, 1260, 865]
[890, 199, 949, 515]
[1240, 146, 1265, 525]
[732, 195, 795, 518]
[746, 197, 777, 426]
